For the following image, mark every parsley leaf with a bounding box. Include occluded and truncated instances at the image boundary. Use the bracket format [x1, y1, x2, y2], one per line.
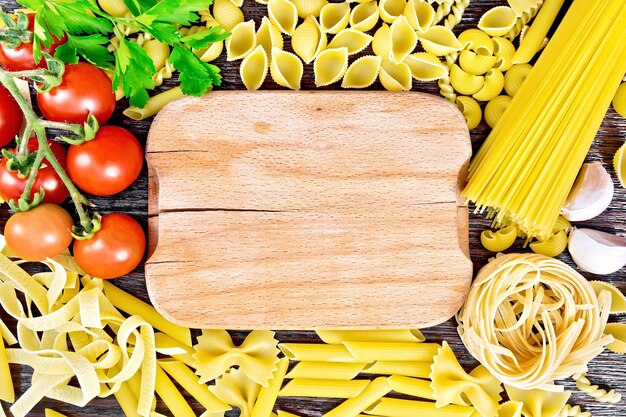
[142, 21, 181, 44]
[55, 34, 114, 68]
[169, 44, 220, 96]
[136, 0, 213, 27]
[113, 39, 156, 108]
[123, 0, 158, 17]
[180, 26, 230, 50]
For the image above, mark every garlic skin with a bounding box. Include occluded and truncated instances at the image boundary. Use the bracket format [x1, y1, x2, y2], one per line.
[568, 228, 626, 275]
[561, 162, 614, 222]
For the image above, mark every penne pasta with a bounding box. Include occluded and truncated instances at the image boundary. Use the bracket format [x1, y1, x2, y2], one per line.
[325, 377, 392, 417]
[270, 48, 304, 90]
[111, 381, 141, 417]
[251, 358, 290, 417]
[317, 329, 425, 345]
[386, 375, 435, 400]
[286, 361, 367, 380]
[365, 397, 475, 417]
[124, 87, 186, 120]
[362, 361, 432, 378]
[279, 378, 370, 398]
[513, 0, 565, 64]
[343, 342, 440, 362]
[155, 364, 196, 417]
[280, 342, 358, 362]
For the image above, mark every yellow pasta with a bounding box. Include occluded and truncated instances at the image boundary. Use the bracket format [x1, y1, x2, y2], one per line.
[513, 0, 564, 64]
[279, 379, 370, 398]
[478, 6, 517, 36]
[328, 29, 373, 55]
[324, 377, 391, 417]
[365, 398, 475, 417]
[505, 386, 571, 417]
[387, 375, 434, 400]
[286, 361, 367, 380]
[503, 63, 532, 96]
[419, 26, 463, 56]
[604, 323, 626, 354]
[497, 401, 523, 417]
[124, 87, 185, 120]
[257, 16, 284, 57]
[212, 0, 244, 31]
[529, 229, 568, 257]
[379, 0, 407, 23]
[614, 82, 626, 117]
[473, 70, 504, 101]
[404, 0, 434, 32]
[226, 20, 257, 61]
[314, 47, 349, 87]
[111, 381, 141, 417]
[372, 24, 392, 60]
[210, 369, 261, 417]
[450, 64, 484, 95]
[270, 48, 304, 90]
[280, 342, 358, 362]
[484, 95, 511, 128]
[316, 329, 425, 344]
[342, 55, 382, 88]
[291, 0, 328, 18]
[508, 0, 542, 17]
[319, 2, 351, 34]
[404, 52, 448, 81]
[0, 334, 14, 402]
[559, 404, 591, 417]
[362, 361, 432, 378]
[459, 50, 496, 76]
[492, 37, 515, 72]
[481, 226, 517, 252]
[97, 0, 129, 17]
[196, 40, 224, 63]
[343, 342, 440, 362]
[589, 281, 626, 314]
[350, 1, 380, 32]
[44, 410, 67, 417]
[390, 16, 417, 64]
[458, 29, 494, 55]
[574, 373, 622, 403]
[456, 96, 482, 130]
[268, 0, 298, 35]
[292, 16, 326, 64]
[240, 45, 269, 90]
[142, 39, 170, 71]
[251, 358, 289, 417]
[379, 60, 413, 91]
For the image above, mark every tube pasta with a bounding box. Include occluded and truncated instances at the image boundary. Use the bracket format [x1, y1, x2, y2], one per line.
[387, 375, 435, 400]
[226, 20, 257, 61]
[111, 381, 141, 417]
[342, 342, 440, 362]
[478, 6, 517, 37]
[292, 17, 326, 64]
[240, 45, 269, 90]
[390, 16, 417, 64]
[270, 48, 304, 90]
[450, 64, 484, 95]
[459, 50, 497, 76]
[529, 230, 568, 257]
[604, 323, 626, 354]
[456, 96, 482, 130]
[404, 52, 448, 81]
[256, 17, 284, 57]
[513, 0, 564, 64]
[328, 29, 373, 55]
[324, 377, 391, 417]
[379, 0, 407, 23]
[372, 24, 392, 60]
[123, 87, 185, 120]
[419, 26, 463, 56]
[251, 358, 289, 417]
[484, 95, 511, 128]
[574, 373, 622, 403]
[319, 2, 351, 34]
[379, 60, 412, 91]
[404, 0, 435, 32]
[316, 329, 425, 344]
[155, 365, 195, 417]
[342, 55, 382, 88]
[285, 361, 367, 380]
[505, 386, 571, 417]
[212, 0, 244, 31]
[503, 63, 532, 96]
[314, 47, 349, 87]
[268, 0, 298, 35]
[291, 0, 329, 18]
[473, 70, 504, 101]
[365, 398, 475, 417]
[98, 0, 129, 17]
[280, 342, 358, 362]
[350, 1, 380, 32]
[279, 378, 370, 398]
[613, 82, 626, 117]
[505, 0, 543, 41]
[155, 333, 195, 366]
[362, 361, 432, 378]
[589, 281, 626, 314]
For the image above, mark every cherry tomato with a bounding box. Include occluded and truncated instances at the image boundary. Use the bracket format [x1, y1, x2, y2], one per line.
[74, 213, 146, 279]
[67, 126, 143, 196]
[0, 138, 69, 205]
[0, 85, 22, 148]
[0, 14, 66, 71]
[5, 204, 74, 261]
[37, 62, 116, 125]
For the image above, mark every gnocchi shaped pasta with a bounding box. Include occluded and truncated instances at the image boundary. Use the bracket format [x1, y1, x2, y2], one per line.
[478, 6, 517, 37]
[342, 55, 382, 88]
[213, 0, 245, 31]
[292, 16, 327, 64]
[450, 64, 485, 95]
[379, 60, 412, 91]
[314, 47, 349, 87]
[319, 2, 351, 34]
[379, 0, 407, 23]
[291, 0, 329, 18]
[270, 48, 304, 90]
[240, 45, 268, 90]
[328, 29, 373, 55]
[350, 1, 380, 32]
[473, 69, 504, 101]
[372, 23, 392, 60]
[390, 16, 417, 64]
[403, 52, 447, 81]
[458, 28, 494, 55]
[226, 20, 257, 61]
[419, 26, 463, 56]
[256, 16, 284, 57]
[456, 96, 482, 130]
[404, 0, 434, 32]
[268, 0, 299, 35]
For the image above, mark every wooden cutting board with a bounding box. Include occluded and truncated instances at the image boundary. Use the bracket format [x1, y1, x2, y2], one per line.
[146, 91, 472, 330]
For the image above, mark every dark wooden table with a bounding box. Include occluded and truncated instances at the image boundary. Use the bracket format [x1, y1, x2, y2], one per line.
[1, 0, 625, 415]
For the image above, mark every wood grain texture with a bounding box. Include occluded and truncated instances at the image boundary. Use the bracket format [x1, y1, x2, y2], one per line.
[146, 91, 472, 329]
[0, 0, 624, 416]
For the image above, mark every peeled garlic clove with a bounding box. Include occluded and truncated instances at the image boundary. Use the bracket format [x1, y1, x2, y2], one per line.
[561, 162, 614, 222]
[568, 228, 626, 275]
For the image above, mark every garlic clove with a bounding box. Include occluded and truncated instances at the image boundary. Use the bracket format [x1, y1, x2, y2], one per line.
[568, 228, 626, 275]
[561, 162, 614, 222]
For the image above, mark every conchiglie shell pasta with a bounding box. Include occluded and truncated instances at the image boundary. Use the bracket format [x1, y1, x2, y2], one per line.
[478, 6, 517, 37]
[403, 52, 447, 81]
[213, 0, 244, 31]
[404, 0, 434, 33]
[350, 1, 380, 32]
[291, 0, 328, 18]
[268, 0, 298, 35]
[379, 60, 412, 91]
[507, 0, 541, 17]
[341, 55, 382, 88]
[142, 39, 170, 71]
[379, 0, 407, 23]
[226, 20, 257, 61]
[456, 96, 482, 130]
[372, 23, 392, 60]
[292, 16, 326, 64]
[319, 2, 351, 34]
[473, 69, 504, 101]
[459, 50, 497, 75]
[240, 45, 268, 90]
[328, 29, 373, 55]
[484, 95, 511, 128]
[257, 16, 284, 57]
[458, 28, 494, 55]
[270, 48, 304, 90]
[196, 40, 224, 62]
[450, 64, 485, 95]
[98, 0, 129, 18]
[229, 0, 244, 7]
[492, 37, 516, 72]
[419, 26, 463, 56]
[504, 63, 532, 96]
[314, 47, 349, 87]
[390, 16, 417, 64]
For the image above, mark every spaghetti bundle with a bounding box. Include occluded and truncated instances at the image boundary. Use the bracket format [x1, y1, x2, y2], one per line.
[462, 0, 626, 239]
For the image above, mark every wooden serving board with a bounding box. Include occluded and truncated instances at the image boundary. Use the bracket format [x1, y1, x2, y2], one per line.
[146, 91, 472, 330]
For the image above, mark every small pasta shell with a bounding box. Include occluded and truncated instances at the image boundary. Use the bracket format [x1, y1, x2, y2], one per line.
[459, 50, 497, 75]
[456, 96, 482, 130]
[404, 0, 434, 33]
[314, 47, 349, 87]
[372, 23, 392, 60]
[142, 39, 170, 71]
[319, 2, 350, 34]
[379, 0, 407, 23]
[292, 16, 327, 64]
[240, 45, 268, 90]
[229, 0, 244, 6]
[450, 64, 485, 95]
[350, 1, 380, 32]
[507, 0, 541, 17]
[226, 20, 257, 61]
[484, 95, 511, 128]
[213, 0, 244, 31]
[492, 37, 516, 72]
[504, 63, 532, 96]
[403, 52, 447, 81]
[419, 26, 463, 56]
[327, 29, 373, 55]
[98, 0, 129, 18]
[270, 47, 304, 90]
[390, 16, 417, 64]
[291, 0, 328, 18]
[342, 55, 382, 88]
[196, 40, 224, 62]
[200, 10, 221, 28]
[379, 60, 412, 91]
[257, 16, 284, 57]
[478, 6, 517, 37]
[268, 0, 298, 35]
[473, 69, 504, 101]
[458, 28, 494, 55]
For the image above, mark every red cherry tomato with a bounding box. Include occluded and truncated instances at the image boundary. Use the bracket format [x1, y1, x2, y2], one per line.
[0, 138, 69, 205]
[37, 62, 116, 125]
[67, 126, 143, 196]
[0, 85, 22, 148]
[73, 213, 146, 279]
[5, 204, 74, 261]
[0, 14, 66, 71]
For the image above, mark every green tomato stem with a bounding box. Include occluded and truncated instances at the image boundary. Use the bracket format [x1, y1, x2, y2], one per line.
[20, 140, 44, 200]
[40, 120, 83, 136]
